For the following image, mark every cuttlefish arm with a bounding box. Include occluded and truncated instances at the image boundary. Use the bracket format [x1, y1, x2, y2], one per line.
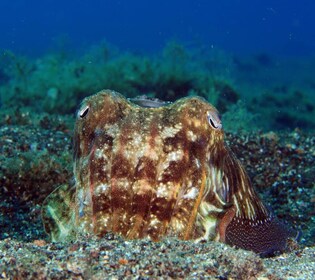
[216, 148, 298, 256]
[41, 184, 76, 242]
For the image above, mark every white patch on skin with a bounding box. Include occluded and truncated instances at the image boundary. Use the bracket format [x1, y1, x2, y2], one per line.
[94, 183, 109, 195]
[94, 148, 105, 159]
[199, 201, 223, 217]
[135, 158, 146, 171]
[131, 133, 143, 146]
[123, 148, 135, 161]
[233, 195, 241, 216]
[123, 132, 159, 162]
[142, 135, 160, 161]
[102, 164, 109, 173]
[148, 216, 159, 229]
[105, 124, 120, 137]
[156, 183, 168, 197]
[197, 215, 217, 241]
[195, 158, 201, 169]
[166, 150, 184, 162]
[238, 189, 243, 200]
[188, 118, 201, 128]
[157, 149, 184, 178]
[183, 187, 199, 199]
[158, 161, 170, 178]
[169, 218, 185, 233]
[116, 178, 132, 191]
[246, 198, 256, 220]
[187, 130, 197, 141]
[160, 124, 182, 139]
[96, 215, 110, 232]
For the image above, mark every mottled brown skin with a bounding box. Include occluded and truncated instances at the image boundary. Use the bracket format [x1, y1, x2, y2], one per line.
[42, 89, 297, 255]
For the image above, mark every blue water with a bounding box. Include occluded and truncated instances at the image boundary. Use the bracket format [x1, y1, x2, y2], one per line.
[1, 0, 315, 57]
[0, 0, 314, 131]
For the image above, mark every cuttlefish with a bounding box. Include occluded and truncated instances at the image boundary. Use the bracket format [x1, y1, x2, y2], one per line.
[42, 89, 297, 255]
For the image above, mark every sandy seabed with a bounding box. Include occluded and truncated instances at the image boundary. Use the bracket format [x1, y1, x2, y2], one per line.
[0, 118, 314, 279]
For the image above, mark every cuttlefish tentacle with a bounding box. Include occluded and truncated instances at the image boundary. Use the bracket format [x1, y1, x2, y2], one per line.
[42, 184, 76, 241]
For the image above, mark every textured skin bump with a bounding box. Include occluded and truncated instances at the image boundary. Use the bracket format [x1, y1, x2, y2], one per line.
[42, 89, 297, 255]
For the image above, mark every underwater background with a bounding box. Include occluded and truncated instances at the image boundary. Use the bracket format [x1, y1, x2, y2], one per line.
[0, 0, 315, 131]
[0, 1, 314, 279]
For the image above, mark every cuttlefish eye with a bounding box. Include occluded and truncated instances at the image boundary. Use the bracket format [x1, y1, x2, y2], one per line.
[78, 105, 90, 118]
[207, 110, 222, 129]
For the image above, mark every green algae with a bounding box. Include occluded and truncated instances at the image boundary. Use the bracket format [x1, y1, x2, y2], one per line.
[0, 42, 237, 114]
[1, 41, 314, 131]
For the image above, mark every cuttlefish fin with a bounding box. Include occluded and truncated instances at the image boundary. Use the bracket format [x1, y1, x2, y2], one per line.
[217, 205, 236, 243]
[41, 184, 76, 242]
[219, 148, 298, 256]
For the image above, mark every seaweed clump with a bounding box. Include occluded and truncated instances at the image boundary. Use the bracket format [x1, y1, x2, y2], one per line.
[0, 42, 238, 114]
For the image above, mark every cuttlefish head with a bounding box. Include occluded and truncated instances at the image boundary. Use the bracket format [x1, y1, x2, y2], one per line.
[42, 90, 298, 256]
